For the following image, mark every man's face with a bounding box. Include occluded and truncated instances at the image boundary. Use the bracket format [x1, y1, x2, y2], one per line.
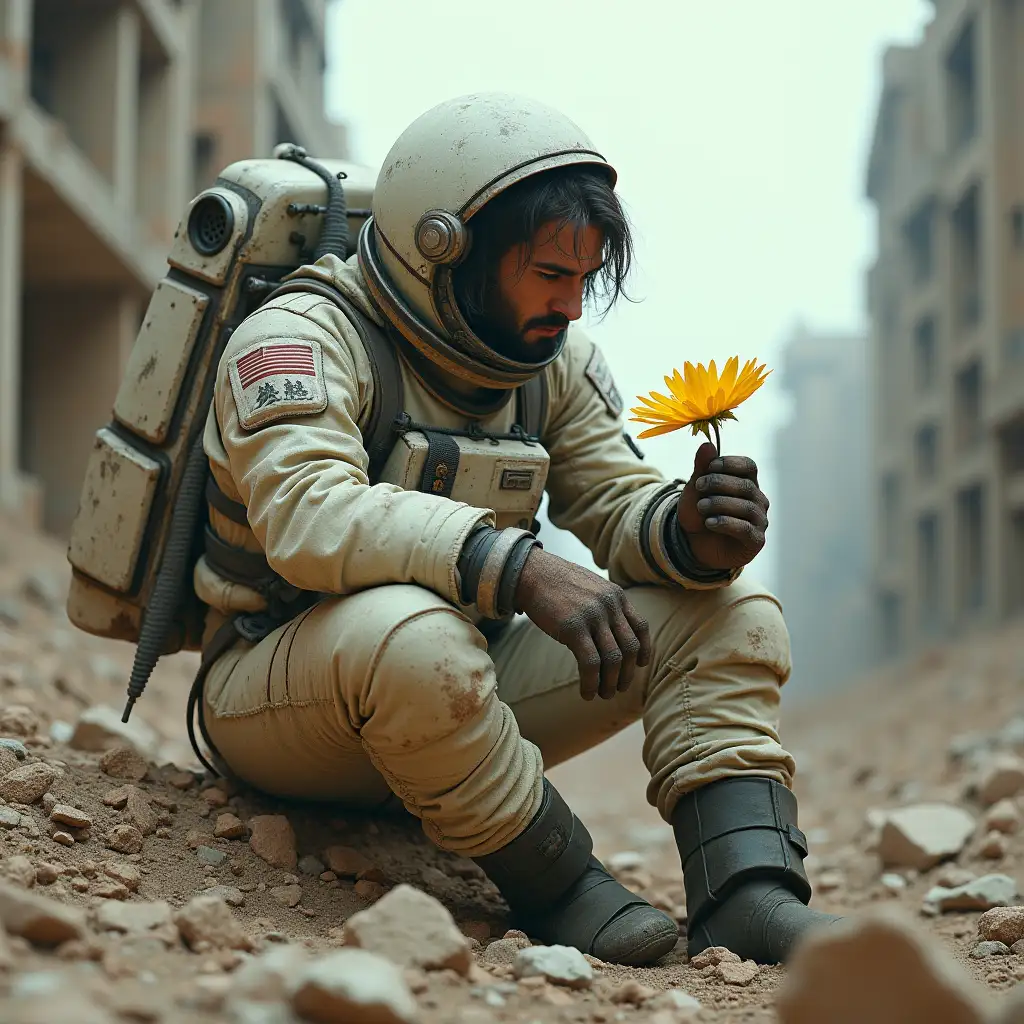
[475, 220, 604, 362]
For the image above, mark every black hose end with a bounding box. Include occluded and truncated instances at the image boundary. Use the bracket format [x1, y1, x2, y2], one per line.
[121, 695, 137, 724]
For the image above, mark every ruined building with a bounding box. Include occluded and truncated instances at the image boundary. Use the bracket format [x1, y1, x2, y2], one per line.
[865, 0, 1024, 658]
[773, 324, 873, 695]
[0, 0, 347, 535]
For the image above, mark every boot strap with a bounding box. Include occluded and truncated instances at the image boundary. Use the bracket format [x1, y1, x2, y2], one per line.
[673, 777, 812, 933]
[474, 780, 593, 913]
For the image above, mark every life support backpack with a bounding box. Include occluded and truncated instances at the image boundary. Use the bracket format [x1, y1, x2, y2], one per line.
[64, 147, 546, 724]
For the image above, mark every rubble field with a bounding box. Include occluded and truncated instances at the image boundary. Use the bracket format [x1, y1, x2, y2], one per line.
[0, 511, 1022, 1023]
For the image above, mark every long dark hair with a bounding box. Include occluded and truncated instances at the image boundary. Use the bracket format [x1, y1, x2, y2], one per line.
[453, 164, 635, 325]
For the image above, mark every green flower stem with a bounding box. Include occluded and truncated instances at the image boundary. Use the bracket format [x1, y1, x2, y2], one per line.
[712, 419, 721, 457]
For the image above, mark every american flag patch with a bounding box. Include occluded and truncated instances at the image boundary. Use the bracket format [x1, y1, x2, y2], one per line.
[228, 338, 328, 430]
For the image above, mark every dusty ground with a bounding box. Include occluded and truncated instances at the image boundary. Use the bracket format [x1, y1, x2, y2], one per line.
[0, 511, 1021, 1022]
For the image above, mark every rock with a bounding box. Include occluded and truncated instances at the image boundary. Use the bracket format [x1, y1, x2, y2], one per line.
[200, 786, 228, 808]
[607, 850, 645, 873]
[689, 946, 741, 969]
[68, 706, 157, 756]
[0, 880, 86, 945]
[94, 899, 175, 942]
[978, 755, 1024, 806]
[50, 804, 91, 829]
[202, 885, 245, 908]
[271, 884, 302, 908]
[324, 845, 374, 878]
[0, 737, 27, 759]
[23, 567, 66, 609]
[99, 745, 149, 781]
[197, 846, 227, 867]
[881, 873, 907, 894]
[461, 920, 491, 944]
[35, 863, 59, 885]
[482, 935, 531, 965]
[103, 862, 141, 892]
[214, 813, 245, 840]
[354, 879, 386, 902]
[717, 960, 760, 985]
[298, 854, 326, 876]
[817, 869, 845, 893]
[91, 881, 128, 900]
[935, 865, 977, 889]
[105, 824, 144, 855]
[924, 874, 1018, 912]
[0, 762, 58, 804]
[984, 799, 1021, 834]
[775, 907, 991, 1024]
[249, 815, 297, 871]
[970, 941, 1010, 958]
[343, 883, 472, 975]
[3, 855, 37, 888]
[123, 787, 156, 835]
[289, 948, 418, 1024]
[610, 979, 656, 1005]
[0, 705, 38, 737]
[0, 595, 22, 626]
[102, 787, 129, 808]
[878, 804, 976, 870]
[49, 721, 73, 745]
[978, 906, 1024, 946]
[0, 806, 21, 829]
[980, 831, 1009, 859]
[174, 894, 254, 951]
[648, 989, 702, 1015]
[512, 945, 593, 989]
[230, 944, 308, 1002]
[52, 830, 74, 847]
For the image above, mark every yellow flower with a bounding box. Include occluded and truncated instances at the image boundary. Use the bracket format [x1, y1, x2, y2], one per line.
[629, 357, 771, 443]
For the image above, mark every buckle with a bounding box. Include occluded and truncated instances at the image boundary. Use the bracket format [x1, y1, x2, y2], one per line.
[786, 823, 808, 857]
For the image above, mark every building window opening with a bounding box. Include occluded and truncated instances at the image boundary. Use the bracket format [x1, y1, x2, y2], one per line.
[954, 360, 983, 450]
[914, 316, 938, 392]
[952, 184, 982, 329]
[917, 513, 941, 634]
[915, 424, 940, 481]
[946, 18, 978, 152]
[957, 484, 986, 613]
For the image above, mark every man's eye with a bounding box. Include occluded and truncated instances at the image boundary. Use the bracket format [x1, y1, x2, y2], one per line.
[537, 271, 559, 281]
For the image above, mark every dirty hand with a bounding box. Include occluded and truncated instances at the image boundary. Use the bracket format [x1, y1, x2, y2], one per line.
[514, 548, 651, 702]
[677, 441, 769, 570]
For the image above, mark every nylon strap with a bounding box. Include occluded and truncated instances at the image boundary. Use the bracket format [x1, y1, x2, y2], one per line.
[264, 277, 405, 484]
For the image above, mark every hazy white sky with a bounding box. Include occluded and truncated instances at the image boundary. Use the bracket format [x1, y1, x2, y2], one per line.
[324, 0, 932, 586]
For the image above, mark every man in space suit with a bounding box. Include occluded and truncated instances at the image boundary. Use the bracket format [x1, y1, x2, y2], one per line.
[192, 93, 839, 966]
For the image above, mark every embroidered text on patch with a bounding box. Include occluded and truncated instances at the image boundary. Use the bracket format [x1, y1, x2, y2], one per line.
[228, 339, 328, 430]
[585, 344, 624, 418]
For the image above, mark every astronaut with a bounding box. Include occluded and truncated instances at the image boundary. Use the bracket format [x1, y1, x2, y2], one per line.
[193, 93, 840, 966]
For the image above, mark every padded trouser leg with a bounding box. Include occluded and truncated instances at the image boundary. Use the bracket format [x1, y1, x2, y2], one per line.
[474, 779, 679, 966]
[672, 777, 841, 964]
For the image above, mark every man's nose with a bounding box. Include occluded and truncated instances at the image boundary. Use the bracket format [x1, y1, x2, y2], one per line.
[552, 284, 585, 322]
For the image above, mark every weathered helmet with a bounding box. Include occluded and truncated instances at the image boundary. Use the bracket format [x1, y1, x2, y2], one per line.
[358, 92, 616, 392]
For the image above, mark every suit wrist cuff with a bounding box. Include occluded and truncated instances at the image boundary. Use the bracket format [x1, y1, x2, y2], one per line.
[458, 525, 541, 618]
[641, 486, 739, 589]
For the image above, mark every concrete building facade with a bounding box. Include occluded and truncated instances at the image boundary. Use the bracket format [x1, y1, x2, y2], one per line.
[865, 0, 1024, 659]
[0, 0, 346, 536]
[772, 324, 873, 696]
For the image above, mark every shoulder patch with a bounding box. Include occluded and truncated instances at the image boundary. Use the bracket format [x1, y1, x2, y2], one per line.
[584, 344, 624, 418]
[228, 339, 328, 430]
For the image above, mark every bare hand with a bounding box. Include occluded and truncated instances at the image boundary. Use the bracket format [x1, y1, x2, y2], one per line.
[514, 548, 651, 701]
[676, 441, 769, 570]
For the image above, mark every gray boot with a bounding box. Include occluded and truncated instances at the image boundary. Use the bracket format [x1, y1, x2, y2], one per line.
[672, 776, 842, 964]
[474, 779, 679, 967]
